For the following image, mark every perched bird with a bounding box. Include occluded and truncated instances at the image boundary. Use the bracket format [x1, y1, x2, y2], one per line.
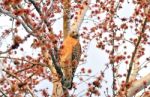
[59, 31, 81, 89]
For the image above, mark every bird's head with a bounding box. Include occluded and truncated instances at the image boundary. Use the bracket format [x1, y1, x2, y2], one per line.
[69, 31, 79, 39]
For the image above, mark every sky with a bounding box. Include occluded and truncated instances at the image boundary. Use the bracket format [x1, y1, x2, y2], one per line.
[0, 1, 150, 97]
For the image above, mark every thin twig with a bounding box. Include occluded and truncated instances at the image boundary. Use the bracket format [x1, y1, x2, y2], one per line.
[0, 7, 34, 36]
[2, 69, 22, 82]
[0, 89, 7, 97]
[28, 0, 51, 33]
[0, 56, 47, 67]
[2, 69, 36, 97]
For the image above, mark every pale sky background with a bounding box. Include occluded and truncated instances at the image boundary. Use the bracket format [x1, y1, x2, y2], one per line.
[0, 1, 150, 97]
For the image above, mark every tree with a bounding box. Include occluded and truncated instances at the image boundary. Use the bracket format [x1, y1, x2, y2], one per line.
[0, 0, 150, 97]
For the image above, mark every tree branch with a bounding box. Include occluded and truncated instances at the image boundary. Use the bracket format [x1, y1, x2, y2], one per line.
[127, 3, 150, 82]
[126, 17, 148, 83]
[0, 56, 47, 67]
[41, 47, 69, 97]
[0, 88, 7, 97]
[71, 0, 91, 33]
[2, 69, 36, 97]
[28, 0, 52, 33]
[49, 49, 63, 77]
[0, 7, 34, 36]
[127, 73, 150, 97]
[129, 46, 141, 81]
[62, 0, 71, 39]
[28, 0, 41, 15]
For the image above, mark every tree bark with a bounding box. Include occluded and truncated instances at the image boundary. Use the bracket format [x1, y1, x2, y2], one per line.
[127, 73, 150, 97]
[63, 0, 71, 39]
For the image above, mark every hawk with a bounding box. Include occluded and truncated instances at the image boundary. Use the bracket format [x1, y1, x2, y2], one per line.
[59, 31, 81, 89]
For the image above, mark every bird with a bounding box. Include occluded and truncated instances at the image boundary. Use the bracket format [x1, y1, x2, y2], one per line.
[59, 31, 81, 89]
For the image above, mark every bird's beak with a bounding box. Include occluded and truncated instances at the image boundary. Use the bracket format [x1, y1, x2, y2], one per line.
[74, 33, 79, 39]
